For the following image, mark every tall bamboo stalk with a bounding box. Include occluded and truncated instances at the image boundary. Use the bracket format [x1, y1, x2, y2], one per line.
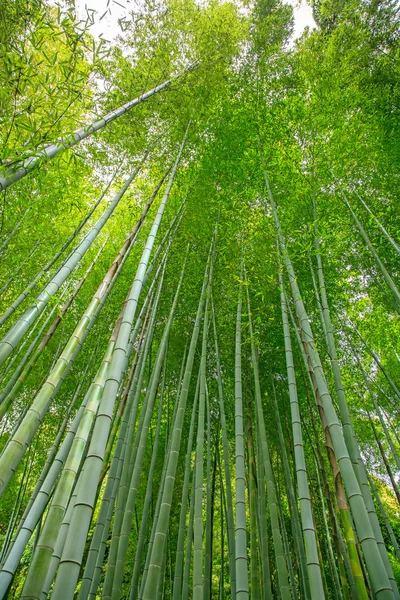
[212, 299, 236, 598]
[51, 125, 189, 599]
[193, 273, 211, 600]
[141, 231, 214, 600]
[247, 286, 290, 600]
[234, 267, 249, 600]
[277, 268, 324, 599]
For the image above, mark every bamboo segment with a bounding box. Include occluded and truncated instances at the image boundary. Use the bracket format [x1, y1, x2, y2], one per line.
[0, 170, 118, 327]
[234, 268, 249, 600]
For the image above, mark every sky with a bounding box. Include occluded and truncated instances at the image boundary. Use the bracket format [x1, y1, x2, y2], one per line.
[74, 0, 316, 43]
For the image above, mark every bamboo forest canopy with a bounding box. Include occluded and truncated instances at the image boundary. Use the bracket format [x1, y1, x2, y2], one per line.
[0, 0, 399, 598]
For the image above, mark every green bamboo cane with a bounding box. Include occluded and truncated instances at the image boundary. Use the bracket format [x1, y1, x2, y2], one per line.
[234, 266, 249, 600]
[100, 264, 166, 598]
[99, 289, 154, 482]
[139, 365, 182, 599]
[0, 64, 197, 191]
[277, 483, 298, 600]
[171, 373, 200, 600]
[0, 299, 63, 410]
[0, 446, 31, 565]
[0, 348, 96, 562]
[295, 309, 370, 600]
[0, 306, 51, 385]
[261, 155, 396, 599]
[367, 472, 400, 561]
[139, 339, 188, 599]
[256, 413, 272, 600]
[0, 156, 146, 358]
[352, 188, 400, 256]
[0, 366, 94, 597]
[211, 299, 236, 599]
[0, 168, 119, 327]
[312, 183, 397, 488]
[0, 242, 105, 419]
[0, 178, 149, 496]
[0, 216, 158, 598]
[57, 261, 164, 600]
[193, 285, 211, 600]
[128, 361, 168, 600]
[246, 382, 260, 600]
[277, 270, 324, 599]
[106, 253, 187, 600]
[77, 299, 153, 600]
[83, 297, 161, 600]
[20, 316, 118, 599]
[271, 379, 309, 600]
[204, 392, 213, 600]
[182, 459, 196, 600]
[51, 125, 189, 599]
[310, 185, 398, 594]
[218, 449, 225, 600]
[312, 454, 344, 600]
[141, 231, 213, 600]
[246, 285, 290, 600]
[300, 362, 356, 600]
[337, 186, 400, 312]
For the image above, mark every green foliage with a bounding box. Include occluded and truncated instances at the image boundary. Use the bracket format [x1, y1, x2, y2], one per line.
[0, 0, 399, 598]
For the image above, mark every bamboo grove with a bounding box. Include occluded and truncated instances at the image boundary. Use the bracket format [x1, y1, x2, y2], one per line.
[0, 0, 399, 598]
